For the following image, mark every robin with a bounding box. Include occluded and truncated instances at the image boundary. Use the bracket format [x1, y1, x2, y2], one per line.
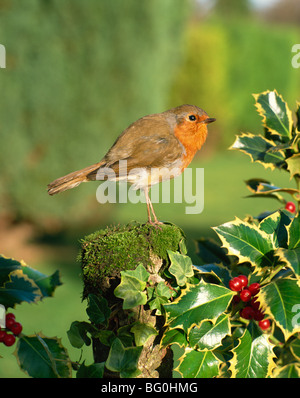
[47, 104, 215, 224]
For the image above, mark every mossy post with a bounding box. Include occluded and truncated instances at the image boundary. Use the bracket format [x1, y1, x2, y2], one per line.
[79, 222, 186, 378]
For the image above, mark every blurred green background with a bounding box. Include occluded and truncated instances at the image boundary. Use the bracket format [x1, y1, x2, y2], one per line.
[0, 0, 299, 377]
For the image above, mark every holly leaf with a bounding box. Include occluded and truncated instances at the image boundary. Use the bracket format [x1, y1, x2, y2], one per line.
[277, 213, 300, 277]
[175, 349, 221, 378]
[286, 154, 300, 179]
[253, 90, 293, 141]
[272, 364, 300, 378]
[244, 179, 299, 202]
[163, 280, 234, 333]
[196, 238, 232, 267]
[161, 328, 188, 348]
[259, 210, 292, 249]
[287, 213, 300, 250]
[193, 263, 232, 287]
[229, 322, 276, 378]
[290, 336, 300, 361]
[21, 266, 62, 298]
[15, 333, 72, 378]
[0, 271, 41, 308]
[258, 278, 300, 340]
[230, 133, 286, 170]
[105, 338, 142, 378]
[167, 251, 193, 286]
[276, 247, 300, 277]
[188, 313, 231, 350]
[213, 218, 275, 273]
[0, 255, 22, 286]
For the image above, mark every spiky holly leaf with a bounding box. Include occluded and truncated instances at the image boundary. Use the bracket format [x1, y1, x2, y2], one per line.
[161, 328, 188, 348]
[259, 210, 292, 248]
[229, 322, 276, 378]
[21, 266, 62, 298]
[287, 213, 300, 250]
[286, 154, 300, 179]
[163, 280, 234, 333]
[277, 213, 300, 277]
[272, 364, 300, 378]
[258, 278, 300, 340]
[175, 348, 221, 378]
[188, 313, 231, 350]
[0, 271, 41, 308]
[290, 336, 300, 361]
[213, 218, 275, 273]
[276, 248, 300, 277]
[15, 333, 72, 378]
[230, 133, 286, 170]
[196, 238, 232, 267]
[244, 179, 299, 202]
[0, 255, 22, 286]
[253, 90, 293, 141]
[167, 250, 193, 286]
[193, 263, 232, 287]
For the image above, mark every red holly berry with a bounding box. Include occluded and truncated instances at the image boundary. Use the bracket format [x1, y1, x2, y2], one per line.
[253, 309, 265, 321]
[5, 318, 15, 330]
[285, 202, 296, 214]
[250, 297, 260, 311]
[229, 277, 243, 292]
[3, 333, 15, 347]
[240, 289, 252, 302]
[249, 283, 260, 296]
[10, 322, 22, 336]
[0, 330, 7, 342]
[259, 319, 271, 330]
[240, 306, 255, 320]
[237, 275, 248, 288]
[6, 313, 15, 321]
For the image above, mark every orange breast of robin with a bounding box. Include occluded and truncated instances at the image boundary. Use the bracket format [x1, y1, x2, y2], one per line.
[174, 120, 208, 171]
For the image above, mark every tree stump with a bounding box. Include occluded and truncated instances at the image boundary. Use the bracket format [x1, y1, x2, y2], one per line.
[79, 222, 185, 378]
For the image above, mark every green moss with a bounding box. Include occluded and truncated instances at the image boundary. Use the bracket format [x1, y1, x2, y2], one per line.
[79, 222, 185, 296]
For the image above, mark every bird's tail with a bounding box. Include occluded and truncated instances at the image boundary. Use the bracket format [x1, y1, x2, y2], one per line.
[47, 161, 105, 195]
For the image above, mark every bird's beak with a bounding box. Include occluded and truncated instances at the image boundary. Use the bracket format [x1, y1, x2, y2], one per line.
[203, 117, 216, 124]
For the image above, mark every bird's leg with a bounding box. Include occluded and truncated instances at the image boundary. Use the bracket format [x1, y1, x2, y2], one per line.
[144, 187, 153, 223]
[144, 187, 163, 225]
[148, 196, 163, 225]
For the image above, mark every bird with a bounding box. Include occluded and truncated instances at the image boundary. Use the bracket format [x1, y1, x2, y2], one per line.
[47, 104, 215, 224]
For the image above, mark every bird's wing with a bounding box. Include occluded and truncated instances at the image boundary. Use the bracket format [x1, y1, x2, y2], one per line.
[100, 116, 184, 176]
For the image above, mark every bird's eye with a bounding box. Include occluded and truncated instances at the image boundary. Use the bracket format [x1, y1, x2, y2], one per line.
[188, 114, 197, 121]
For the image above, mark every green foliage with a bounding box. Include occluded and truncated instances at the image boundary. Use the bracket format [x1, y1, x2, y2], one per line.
[16, 334, 72, 378]
[0, 255, 61, 308]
